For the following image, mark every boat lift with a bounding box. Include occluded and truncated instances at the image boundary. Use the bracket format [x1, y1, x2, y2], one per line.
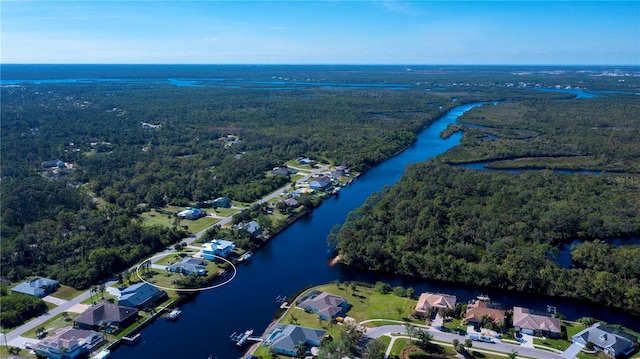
[230, 330, 262, 346]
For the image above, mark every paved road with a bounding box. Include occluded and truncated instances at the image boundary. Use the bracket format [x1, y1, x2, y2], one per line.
[364, 325, 567, 359]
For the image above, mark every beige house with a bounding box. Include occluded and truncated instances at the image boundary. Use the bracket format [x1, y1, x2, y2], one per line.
[464, 300, 506, 329]
[513, 306, 561, 338]
[414, 292, 457, 318]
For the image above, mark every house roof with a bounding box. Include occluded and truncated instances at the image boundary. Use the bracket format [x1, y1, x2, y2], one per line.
[34, 327, 101, 353]
[75, 303, 138, 327]
[203, 239, 235, 252]
[11, 277, 58, 297]
[300, 292, 348, 318]
[513, 307, 561, 333]
[284, 198, 299, 207]
[573, 323, 635, 356]
[118, 283, 166, 308]
[238, 221, 261, 234]
[168, 258, 206, 274]
[270, 325, 326, 353]
[464, 300, 505, 324]
[415, 292, 457, 312]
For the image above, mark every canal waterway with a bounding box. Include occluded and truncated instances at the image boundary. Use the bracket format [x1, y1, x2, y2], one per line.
[112, 102, 639, 359]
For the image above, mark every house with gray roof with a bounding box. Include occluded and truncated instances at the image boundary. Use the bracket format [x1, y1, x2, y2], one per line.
[118, 282, 167, 309]
[265, 324, 326, 357]
[202, 239, 236, 260]
[572, 323, 636, 358]
[237, 221, 261, 237]
[168, 258, 207, 276]
[308, 176, 332, 191]
[299, 291, 349, 320]
[11, 277, 58, 298]
[75, 303, 138, 330]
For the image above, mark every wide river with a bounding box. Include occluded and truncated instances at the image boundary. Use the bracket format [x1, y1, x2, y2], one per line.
[113, 103, 638, 359]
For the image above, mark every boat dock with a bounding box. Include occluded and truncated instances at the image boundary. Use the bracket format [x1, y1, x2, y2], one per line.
[122, 333, 141, 345]
[230, 330, 262, 346]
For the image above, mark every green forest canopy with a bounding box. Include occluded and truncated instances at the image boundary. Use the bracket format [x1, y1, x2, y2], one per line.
[333, 95, 640, 313]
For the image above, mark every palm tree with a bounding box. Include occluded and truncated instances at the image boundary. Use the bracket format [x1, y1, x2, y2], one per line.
[405, 323, 416, 343]
[508, 349, 518, 359]
[98, 284, 106, 299]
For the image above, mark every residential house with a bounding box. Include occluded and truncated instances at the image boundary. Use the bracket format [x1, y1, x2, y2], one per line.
[464, 300, 506, 330]
[284, 198, 299, 209]
[414, 292, 457, 318]
[11, 277, 59, 298]
[202, 239, 236, 260]
[33, 327, 104, 359]
[168, 258, 207, 276]
[330, 166, 348, 178]
[308, 176, 332, 191]
[299, 291, 349, 320]
[513, 306, 561, 338]
[572, 323, 636, 358]
[212, 197, 232, 208]
[297, 157, 313, 165]
[290, 188, 314, 198]
[118, 282, 167, 309]
[75, 303, 138, 330]
[42, 160, 65, 169]
[272, 166, 297, 176]
[265, 324, 326, 357]
[237, 221, 262, 237]
[176, 208, 206, 220]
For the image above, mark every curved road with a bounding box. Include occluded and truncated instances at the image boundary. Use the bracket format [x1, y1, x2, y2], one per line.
[364, 324, 567, 359]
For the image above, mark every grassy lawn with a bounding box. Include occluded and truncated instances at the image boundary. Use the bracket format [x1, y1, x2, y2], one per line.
[81, 293, 118, 305]
[22, 312, 79, 339]
[156, 251, 199, 266]
[278, 282, 418, 337]
[0, 346, 37, 359]
[140, 207, 218, 233]
[389, 337, 411, 356]
[533, 321, 585, 351]
[443, 317, 467, 331]
[211, 207, 239, 218]
[50, 284, 83, 300]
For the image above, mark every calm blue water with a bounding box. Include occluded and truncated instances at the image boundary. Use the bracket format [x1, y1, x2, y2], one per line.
[112, 102, 639, 359]
[554, 237, 640, 269]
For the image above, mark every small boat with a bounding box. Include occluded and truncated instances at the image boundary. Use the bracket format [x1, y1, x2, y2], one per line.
[238, 251, 253, 262]
[477, 294, 490, 301]
[167, 309, 182, 320]
[332, 187, 341, 195]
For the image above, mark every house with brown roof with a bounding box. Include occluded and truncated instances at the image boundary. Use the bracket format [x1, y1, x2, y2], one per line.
[513, 306, 561, 338]
[464, 300, 506, 330]
[414, 292, 457, 318]
[75, 303, 138, 330]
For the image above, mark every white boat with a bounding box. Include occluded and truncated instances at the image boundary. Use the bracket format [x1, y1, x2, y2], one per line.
[167, 309, 182, 320]
[238, 252, 253, 262]
[477, 294, 490, 301]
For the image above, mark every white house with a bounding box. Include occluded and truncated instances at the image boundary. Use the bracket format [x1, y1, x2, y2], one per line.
[202, 239, 235, 260]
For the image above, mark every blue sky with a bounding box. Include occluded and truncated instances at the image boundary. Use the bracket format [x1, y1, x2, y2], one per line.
[1, 1, 638, 65]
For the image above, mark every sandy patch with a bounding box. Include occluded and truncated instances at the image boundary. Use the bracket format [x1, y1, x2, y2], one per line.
[67, 303, 90, 313]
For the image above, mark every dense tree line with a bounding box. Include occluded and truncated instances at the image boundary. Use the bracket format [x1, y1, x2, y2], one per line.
[333, 90, 640, 313]
[2, 66, 637, 301]
[0, 285, 48, 328]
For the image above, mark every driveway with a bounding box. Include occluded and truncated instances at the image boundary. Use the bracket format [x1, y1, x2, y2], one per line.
[562, 342, 584, 359]
[42, 295, 67, 306]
